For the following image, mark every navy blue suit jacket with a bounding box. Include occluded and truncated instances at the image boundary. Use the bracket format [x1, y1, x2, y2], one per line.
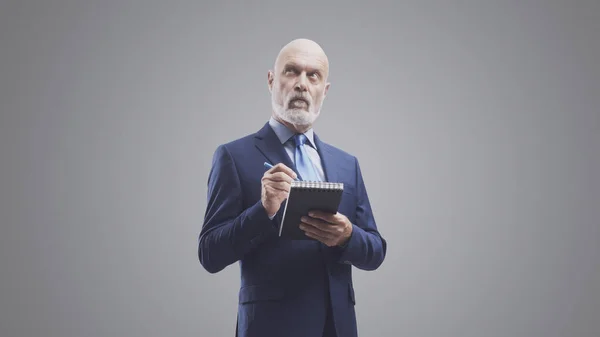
[198, 122, 387, 337]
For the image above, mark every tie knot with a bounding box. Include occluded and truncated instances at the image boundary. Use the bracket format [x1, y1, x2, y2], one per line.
[293, 133, 308, 147]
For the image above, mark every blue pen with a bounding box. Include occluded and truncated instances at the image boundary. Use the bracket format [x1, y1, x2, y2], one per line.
[264, 162, 299, 181]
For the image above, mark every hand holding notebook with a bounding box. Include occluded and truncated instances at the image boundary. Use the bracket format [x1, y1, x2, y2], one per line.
[297, 207, 353, 246]
[278, 180, 345, 241]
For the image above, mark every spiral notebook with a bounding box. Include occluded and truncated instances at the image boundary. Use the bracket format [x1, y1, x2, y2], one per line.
[278, 181, 344, 240]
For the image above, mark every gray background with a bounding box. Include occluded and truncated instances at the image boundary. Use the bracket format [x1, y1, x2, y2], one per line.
[1, 1, 598, 336]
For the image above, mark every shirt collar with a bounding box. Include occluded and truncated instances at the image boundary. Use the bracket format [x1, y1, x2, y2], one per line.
[268, 116, 317, 149]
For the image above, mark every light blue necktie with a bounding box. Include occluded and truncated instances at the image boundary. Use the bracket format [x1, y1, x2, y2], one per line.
[293, 134, 320, 182]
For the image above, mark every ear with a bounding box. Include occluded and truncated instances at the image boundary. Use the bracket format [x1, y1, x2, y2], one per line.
[323, 82, 331, 97]
[267, 70, 274, 92]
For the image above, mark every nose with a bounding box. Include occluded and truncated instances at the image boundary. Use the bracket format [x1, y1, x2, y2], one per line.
[294, 73, 308, 92]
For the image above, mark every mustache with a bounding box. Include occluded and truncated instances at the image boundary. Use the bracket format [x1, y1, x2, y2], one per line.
[288, 95, 311, 104]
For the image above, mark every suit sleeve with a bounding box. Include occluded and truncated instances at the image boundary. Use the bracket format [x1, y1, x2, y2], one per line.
[336, 157, 387, 271]
[198, 144, 278, 273]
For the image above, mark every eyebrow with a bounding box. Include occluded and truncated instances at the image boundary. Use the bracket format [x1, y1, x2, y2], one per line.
[283, 63, 323, 75]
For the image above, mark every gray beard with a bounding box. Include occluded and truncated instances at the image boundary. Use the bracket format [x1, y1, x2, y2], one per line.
[271, 99, 320, 126]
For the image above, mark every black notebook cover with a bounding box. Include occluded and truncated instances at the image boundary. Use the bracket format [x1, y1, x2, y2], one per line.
[278, 181, 344, 240]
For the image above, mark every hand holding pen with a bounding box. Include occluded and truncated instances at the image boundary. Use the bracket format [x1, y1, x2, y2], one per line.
[264, 162, 299, 181]
[261, 162, 298, 218]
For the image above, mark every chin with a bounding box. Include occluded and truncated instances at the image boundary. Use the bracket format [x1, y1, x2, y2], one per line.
[280, 109, 318, 126]
[272, 98, 322, 127]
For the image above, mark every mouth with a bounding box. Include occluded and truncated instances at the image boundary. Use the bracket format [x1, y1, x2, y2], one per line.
[289, 97, 309, 107]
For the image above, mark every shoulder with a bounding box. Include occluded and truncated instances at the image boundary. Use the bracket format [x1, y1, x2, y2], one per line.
[211, 130, 259, 160]
[220, 134, 255, 152]
[318, 138, 359, 167]
[321, 141, 355, 158]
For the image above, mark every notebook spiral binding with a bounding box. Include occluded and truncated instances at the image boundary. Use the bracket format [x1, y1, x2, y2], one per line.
[291, 181, 344, 192]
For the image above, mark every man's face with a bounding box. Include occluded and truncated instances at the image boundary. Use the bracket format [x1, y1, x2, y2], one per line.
[269, 47, 330, 126]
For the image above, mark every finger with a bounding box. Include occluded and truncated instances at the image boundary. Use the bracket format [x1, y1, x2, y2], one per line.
[301, 216, 336, 232]
[265, 181, 291, 192]
[307, 210, 339, 223]
[299, 221, 335, 239]
[304, 220, 345, 239]
[304, 231, 335, 246]
[268, 163, 298, 180]
[262, 175, 292, 189]
[264, 171, 295, 183]
[265, 184, 290, 197]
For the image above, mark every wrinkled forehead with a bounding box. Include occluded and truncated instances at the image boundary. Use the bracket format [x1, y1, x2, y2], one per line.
[276, 47, 329, 75]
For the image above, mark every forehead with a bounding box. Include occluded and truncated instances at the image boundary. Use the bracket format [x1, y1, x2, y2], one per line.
[278, 48, 328, 72]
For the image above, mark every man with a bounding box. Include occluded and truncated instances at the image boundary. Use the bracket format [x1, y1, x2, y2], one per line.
[198, 38, 387, 337]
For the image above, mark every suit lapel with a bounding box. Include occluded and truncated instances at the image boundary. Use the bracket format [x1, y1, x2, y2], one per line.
[314, 133, 339, 183]
[254, 122, 296, 170]
[254, 123, 295, 227]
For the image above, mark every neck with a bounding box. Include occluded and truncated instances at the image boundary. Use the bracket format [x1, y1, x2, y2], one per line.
[272, 113, 312, 134]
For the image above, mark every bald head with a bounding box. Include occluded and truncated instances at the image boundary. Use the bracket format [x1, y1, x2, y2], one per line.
[268, 38, 331, 132]
[273, 38, 329, 81]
